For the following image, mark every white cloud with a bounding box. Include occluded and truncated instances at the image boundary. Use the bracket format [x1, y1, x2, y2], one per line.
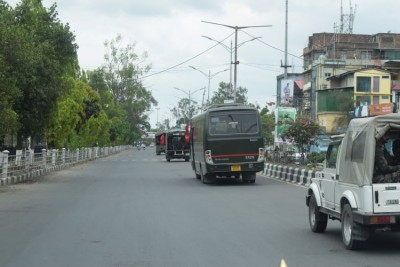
[5, 0, 400, 128]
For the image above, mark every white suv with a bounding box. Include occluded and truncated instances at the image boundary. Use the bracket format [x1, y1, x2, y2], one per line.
[306, 113, 400, 249]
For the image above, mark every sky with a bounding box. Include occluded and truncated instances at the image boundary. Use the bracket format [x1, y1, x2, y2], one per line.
[6, 0, 400, 129]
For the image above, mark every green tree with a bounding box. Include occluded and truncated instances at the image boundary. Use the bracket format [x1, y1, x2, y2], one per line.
[101, 34, 157, 142]
[46, 80, 111, 149]
[0, 2, 24, 144]
[170, 97, 201, 126]
[284, 116, 321, 162]
[259, 106, 275, 146]
[7, 0, 78, 148]
[210, 82, 248, 105]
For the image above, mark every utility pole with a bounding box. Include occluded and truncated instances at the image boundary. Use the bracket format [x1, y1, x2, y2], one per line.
[281, 0, 291, 79]
[155, 107, 160, 131]
[189, 66, 229, 104]
[202, 20, 271, 103]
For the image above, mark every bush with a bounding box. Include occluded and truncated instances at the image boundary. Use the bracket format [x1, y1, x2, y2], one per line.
[307, 152, 326, 166]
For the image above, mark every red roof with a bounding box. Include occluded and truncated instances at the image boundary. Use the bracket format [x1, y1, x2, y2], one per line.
[392, 84, 400, 90]
[294, 80, 304, 90]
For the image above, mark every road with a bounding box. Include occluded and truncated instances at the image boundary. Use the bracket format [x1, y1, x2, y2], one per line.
[0, 147, 399, 267]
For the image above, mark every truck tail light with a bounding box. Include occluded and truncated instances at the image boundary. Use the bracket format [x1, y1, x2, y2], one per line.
[205, 150, 213, 164]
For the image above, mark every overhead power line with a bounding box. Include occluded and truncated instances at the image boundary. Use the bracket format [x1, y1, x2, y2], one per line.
[140, 32, 234, 80]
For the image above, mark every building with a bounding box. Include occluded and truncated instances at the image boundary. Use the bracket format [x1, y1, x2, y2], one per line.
[302, 32, 400, 134]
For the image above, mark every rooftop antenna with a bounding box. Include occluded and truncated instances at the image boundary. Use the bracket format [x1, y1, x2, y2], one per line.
[340, 0, 357, 34]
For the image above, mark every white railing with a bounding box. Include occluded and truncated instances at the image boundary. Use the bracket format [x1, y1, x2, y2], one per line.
[0, 146, 130, 186]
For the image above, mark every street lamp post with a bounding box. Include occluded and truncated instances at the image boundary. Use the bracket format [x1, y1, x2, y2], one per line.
[173, 87, 205, 119]
[155, 107, 160, 131]
[188, 66, 229, 104]
[202, 35, 261, 100]
[202, 21, 271, 102]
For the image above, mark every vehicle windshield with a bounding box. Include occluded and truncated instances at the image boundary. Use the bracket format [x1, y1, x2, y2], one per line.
[209, 112, 258, 135]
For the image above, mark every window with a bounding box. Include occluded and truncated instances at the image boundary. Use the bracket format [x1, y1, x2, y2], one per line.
[356, 76, 371, 92]
[373, 76, 380, 92]
[373, 96, 379, 105]
[326, 143, 339, 168]
[361, 51, 372, 60]
[351, 132, 366, 163]
[209, 112, 259, 135]
[355, 96, 371, 106]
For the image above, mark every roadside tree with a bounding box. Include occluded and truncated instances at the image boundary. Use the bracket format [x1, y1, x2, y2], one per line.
[10, 0, 78, 148]
[209, 82, 248, 105]
[284, 116, 322, 162]
[101, 34, 157, 142]
[259, 105, 275, 146]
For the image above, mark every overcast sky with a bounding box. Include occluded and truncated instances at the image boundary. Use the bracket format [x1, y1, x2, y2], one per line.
[6, 0, 400, 128]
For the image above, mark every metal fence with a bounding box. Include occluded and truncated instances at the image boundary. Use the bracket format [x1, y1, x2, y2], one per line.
[1, 146, 129, 186]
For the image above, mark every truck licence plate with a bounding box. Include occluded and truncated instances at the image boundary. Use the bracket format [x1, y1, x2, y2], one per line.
[231, 165, 241, 172]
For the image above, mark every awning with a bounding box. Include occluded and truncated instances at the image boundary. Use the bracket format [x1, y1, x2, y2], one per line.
[294, 80, 304, 90]
[392, 84, 400, 91]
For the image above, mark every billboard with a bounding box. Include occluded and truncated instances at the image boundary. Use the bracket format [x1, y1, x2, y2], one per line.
[351, 103, 394, 118]
[275, 107, 297, 144]
[280, 79, 294, 106]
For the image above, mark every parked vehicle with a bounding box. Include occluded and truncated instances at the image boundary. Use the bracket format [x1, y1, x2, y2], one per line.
[190, 103, 265, 184]
[306, 113, 400, 250]
[165, 128, 190, 162]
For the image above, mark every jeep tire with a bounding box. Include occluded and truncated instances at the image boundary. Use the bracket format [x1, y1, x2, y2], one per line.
[308, 194, 328, 233]
[341, 204, 364, 250]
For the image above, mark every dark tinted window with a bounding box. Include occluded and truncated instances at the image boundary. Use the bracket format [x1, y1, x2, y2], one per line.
[209, 112, 259, 135]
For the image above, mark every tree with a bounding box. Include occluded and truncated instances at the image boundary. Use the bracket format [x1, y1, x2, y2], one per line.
[170, 97, 201, 126]
[284, 116, 322, 162]
[46, 79, 111, 149]
[210, 82, 248, 105]
[259, 105, 275, 146]
[101, 34, 157, 142]
[6, 0, 78, 148]
[0, 2, 22, 144]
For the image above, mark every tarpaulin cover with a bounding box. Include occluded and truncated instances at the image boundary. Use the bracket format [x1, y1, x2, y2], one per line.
[339, 113, 400, 186]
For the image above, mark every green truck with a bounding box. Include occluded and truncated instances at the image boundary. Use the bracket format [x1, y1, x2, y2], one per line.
[165, 128, 190, 162]
[190, 103, 265, 184]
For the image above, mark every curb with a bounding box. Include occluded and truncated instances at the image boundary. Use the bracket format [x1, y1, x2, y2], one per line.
[263, 162, 316, 186]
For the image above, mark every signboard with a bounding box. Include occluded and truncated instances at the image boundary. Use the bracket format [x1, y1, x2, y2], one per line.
[353, 103, 393, 118]
[369, 103, 393, 116]
[274, 107, 297, 144]
[280, 79, 294, 106]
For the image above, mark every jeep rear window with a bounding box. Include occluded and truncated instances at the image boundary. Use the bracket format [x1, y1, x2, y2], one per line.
[209, 112, 259, 135]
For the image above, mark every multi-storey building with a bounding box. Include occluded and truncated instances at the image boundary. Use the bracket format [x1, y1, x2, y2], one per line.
[300, 32, 400, 134]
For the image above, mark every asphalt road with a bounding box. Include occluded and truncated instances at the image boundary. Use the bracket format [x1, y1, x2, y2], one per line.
[0, 147, 399, 267]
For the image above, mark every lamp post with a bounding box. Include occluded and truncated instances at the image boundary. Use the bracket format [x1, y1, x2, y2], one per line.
[202, 21, 271, 102]
[173, 87, 205, 119]
[155, 107, 160, 131]
[202, 35, 261, 97]
[188, 66, 229, 104]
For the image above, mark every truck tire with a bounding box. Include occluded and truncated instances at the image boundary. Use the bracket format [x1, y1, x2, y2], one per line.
[308, 194, 328, 233]
[341, 204, 364, 250]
